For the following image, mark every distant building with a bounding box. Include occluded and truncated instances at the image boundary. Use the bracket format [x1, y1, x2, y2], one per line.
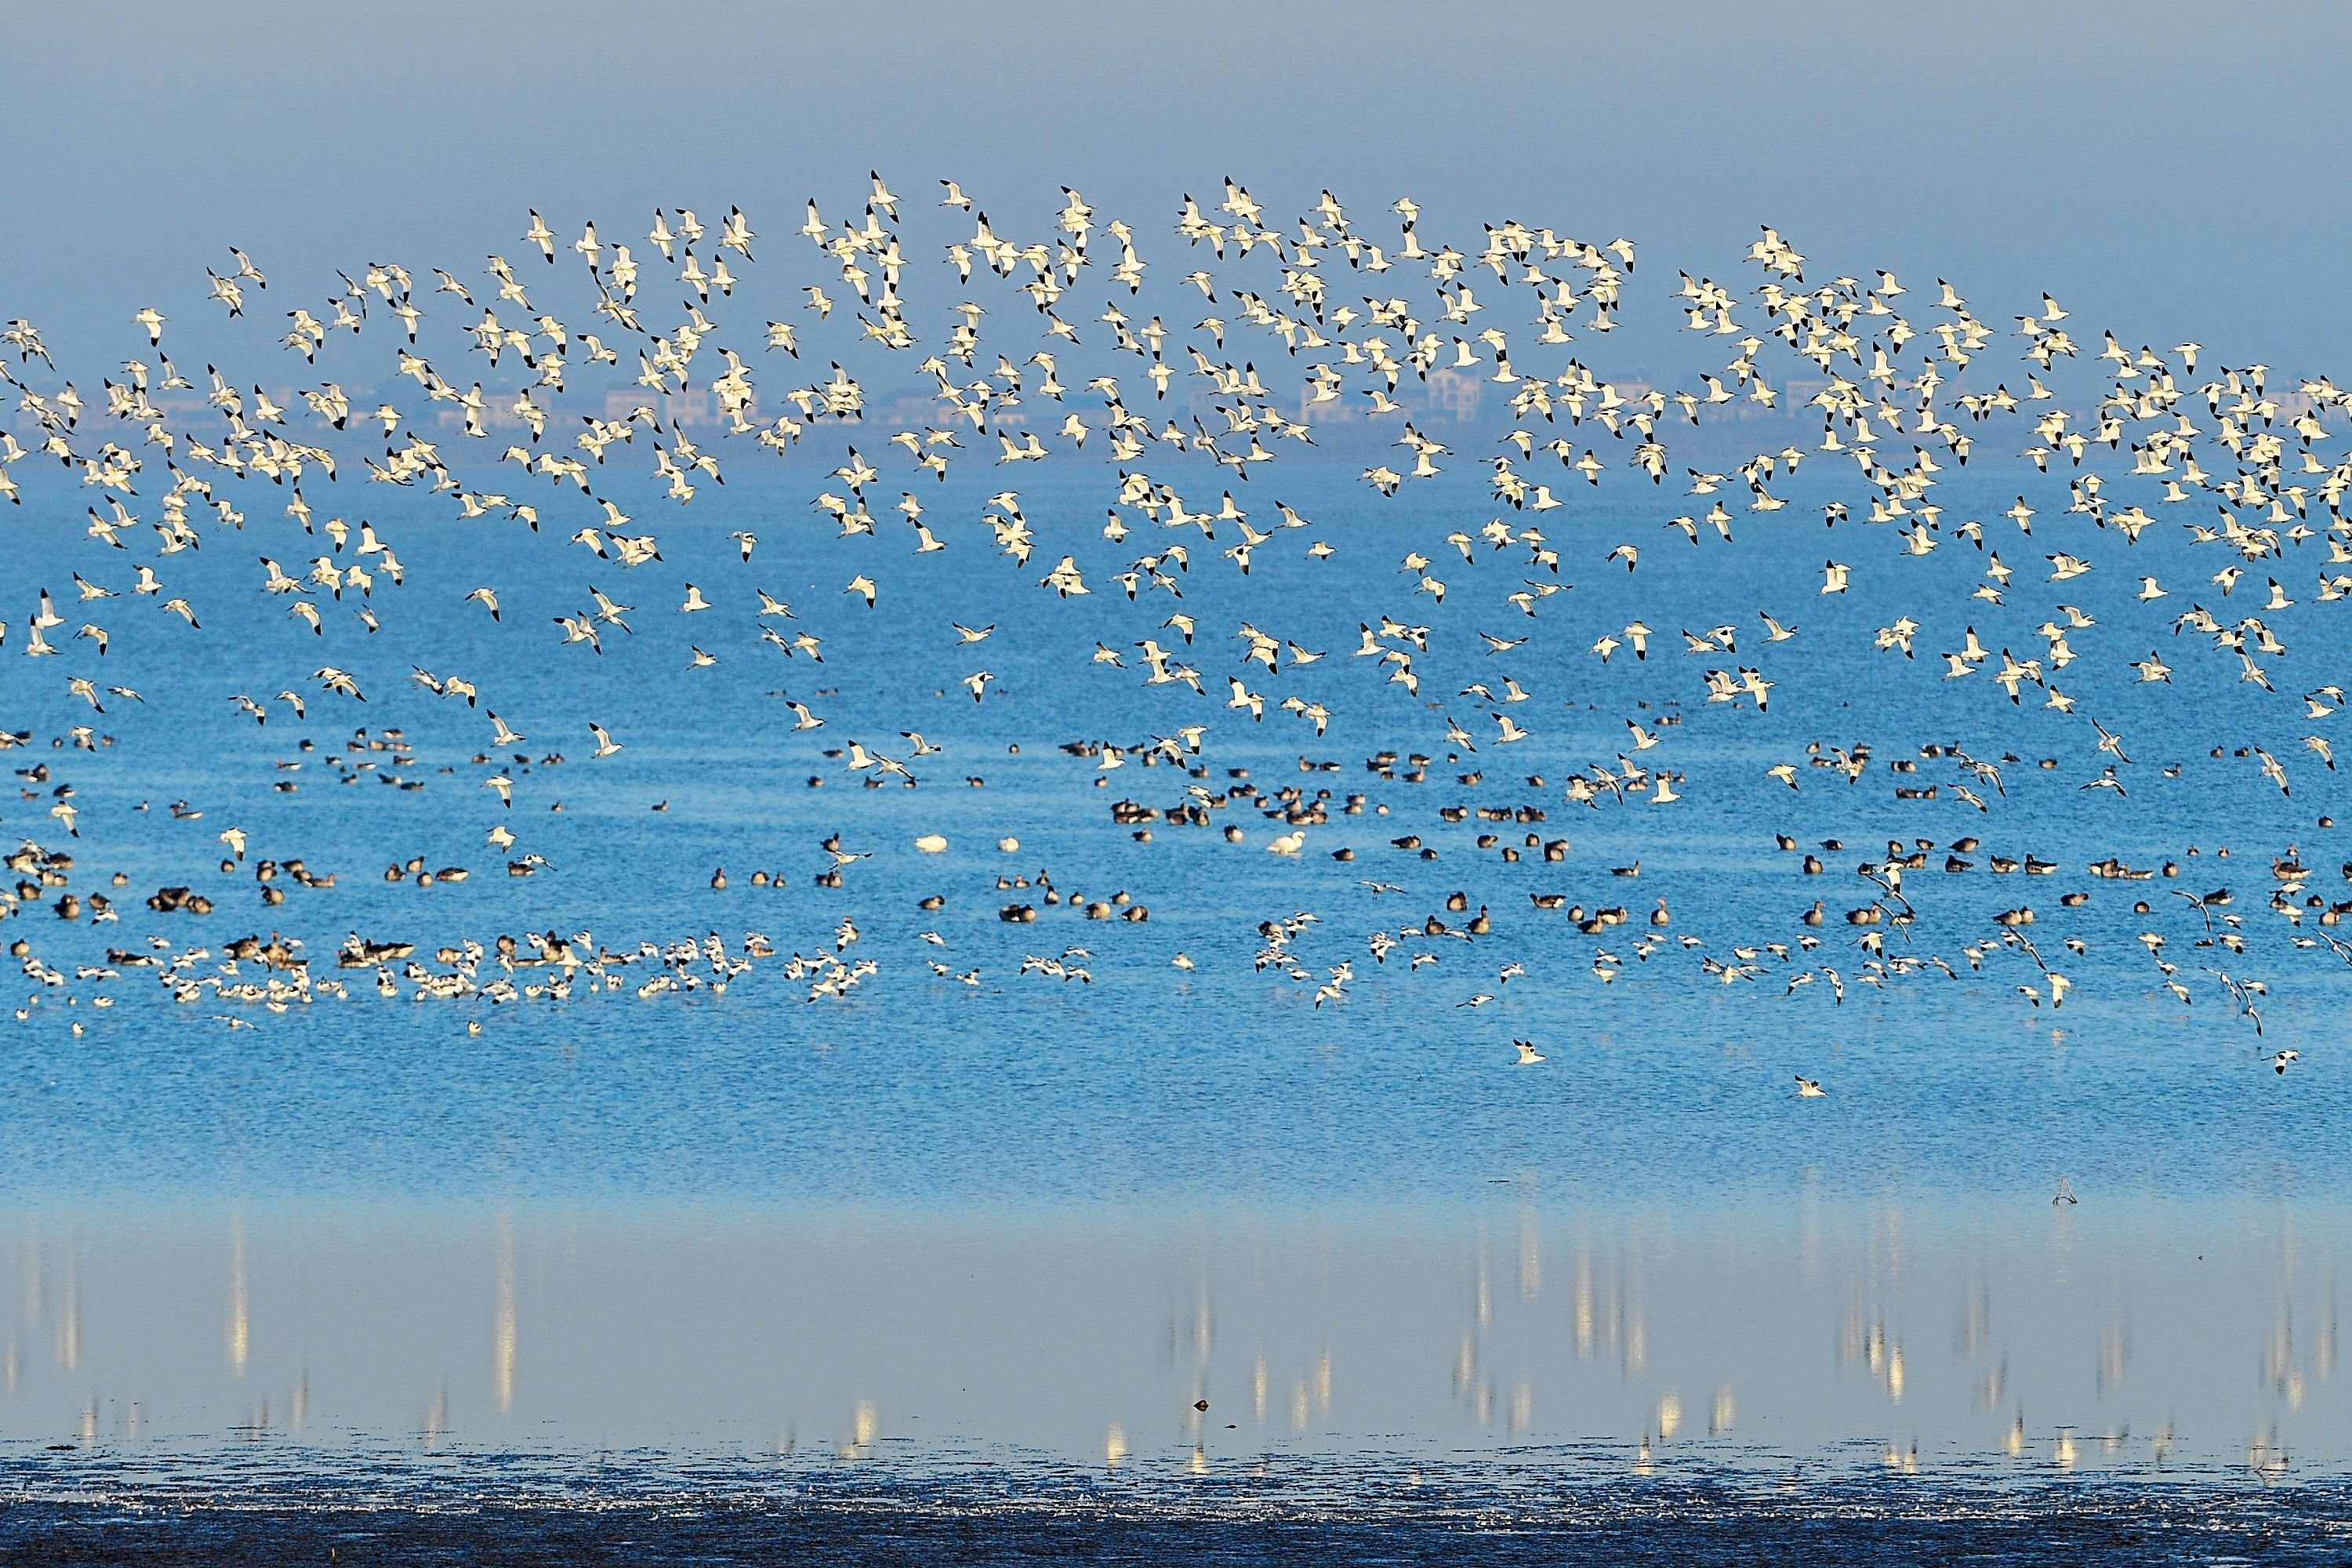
[603, 387, 713, 425]
[1783, 377, 1831, 413]
[1421, 368, 1483, 420]
[879, 392, 949, 430]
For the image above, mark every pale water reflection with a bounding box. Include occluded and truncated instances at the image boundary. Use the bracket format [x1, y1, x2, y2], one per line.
[2, 1202, 2342, 1479]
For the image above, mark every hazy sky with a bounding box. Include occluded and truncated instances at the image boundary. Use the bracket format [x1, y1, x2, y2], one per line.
[9, 1, 2350, 376]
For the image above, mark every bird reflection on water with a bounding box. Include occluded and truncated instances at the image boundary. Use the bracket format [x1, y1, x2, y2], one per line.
[0, 1203, 2337, 1480]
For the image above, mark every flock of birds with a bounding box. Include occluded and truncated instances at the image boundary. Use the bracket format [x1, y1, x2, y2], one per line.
[3, 174, 2350, 1094]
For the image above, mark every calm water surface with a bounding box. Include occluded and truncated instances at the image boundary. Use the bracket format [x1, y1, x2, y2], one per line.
[6, 460, 2352, 1555]
[2, 1200, 2344, 1468]
[5, 464, 2349, 1211]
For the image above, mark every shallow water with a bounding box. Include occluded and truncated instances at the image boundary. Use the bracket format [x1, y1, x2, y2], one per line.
[2, 1200, 2343, 1469]
[5, 461, 2350, 1213]
[4, 1200, 2350, 1560]
[9, 1457, 2352, 1566]
[8, 428, 2352, 1553]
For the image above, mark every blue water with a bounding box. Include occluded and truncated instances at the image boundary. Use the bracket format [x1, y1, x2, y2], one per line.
[7, 227, 2352, 1559]
[2, 450, 2347, 1211]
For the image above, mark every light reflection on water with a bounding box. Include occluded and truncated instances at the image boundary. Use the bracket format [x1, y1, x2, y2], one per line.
[1, 1200, 2340, 1479]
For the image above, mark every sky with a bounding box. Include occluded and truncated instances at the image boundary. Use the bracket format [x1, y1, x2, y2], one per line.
[7, 0, 2351, 379]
